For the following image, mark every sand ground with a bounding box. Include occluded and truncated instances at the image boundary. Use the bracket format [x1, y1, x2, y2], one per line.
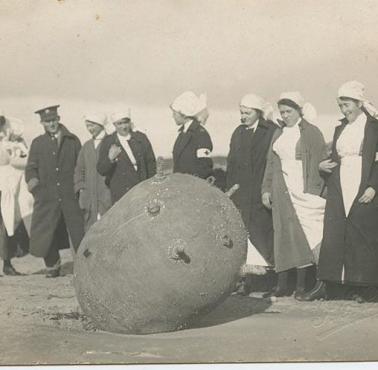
[1, 250, 378, 365]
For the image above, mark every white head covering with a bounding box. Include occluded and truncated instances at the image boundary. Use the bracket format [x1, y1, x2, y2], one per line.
[264, 102, 275, 121]
[240, 94, 265, 111]
[240, 94, 275, 120]
[338, 80, 378, 118]
[0, 116, 24, 139]
[197, 93, 207, 113]
[278, 91, 305, 108]
[338, 80, 364, 101]
[110, 110, 131, 124]
[278, 91, 318, 123]
[85, 113, 107, 127]
[171, 91, 207, 117]
[194, 93, 209, 125]
[0, 108, 4, 117]
[302, 104, 317, 123]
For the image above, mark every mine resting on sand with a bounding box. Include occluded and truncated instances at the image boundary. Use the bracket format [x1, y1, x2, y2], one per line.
[74, 170, 247, 334]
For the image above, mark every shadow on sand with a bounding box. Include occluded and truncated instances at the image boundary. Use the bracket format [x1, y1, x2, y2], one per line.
[32, 261, 73, 276]
[190, 295, 272, 329]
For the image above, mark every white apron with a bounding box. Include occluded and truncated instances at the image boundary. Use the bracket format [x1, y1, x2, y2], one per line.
[240, 239, 270, 275]
[273, 123, 326, 263]
[0, 141, 34, 236]
[336, 113, 367, 216]
[0, 164, 22, 236]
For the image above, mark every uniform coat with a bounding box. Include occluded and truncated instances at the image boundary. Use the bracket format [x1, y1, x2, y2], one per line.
[74, 137, 112, 232]
[173, 120, 213, 179]
[318, 114, 378, 285]
[25, 124, 84, 257]
[97, 131, 156, 204]
[262, 119, 327, 272]
[226, 119, 277, 265]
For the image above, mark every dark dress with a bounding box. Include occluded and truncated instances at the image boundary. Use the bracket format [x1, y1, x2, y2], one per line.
[74, 137, 112, 232]
[97, 131, 156, 204]
[318, 114, 378, 285]
[226, 119, 277, 265]
[173, 120, 213, 179]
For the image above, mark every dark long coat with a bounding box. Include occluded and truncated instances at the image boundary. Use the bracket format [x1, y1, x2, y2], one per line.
[74, 137, 112, 232]
[97, 131, 156, 204]
[25, 124, 84, 257]
[318, 114, 378, 285]
[173, 120, 213, 179]
[262, 119, 327, 272]
[226, 119, 277, 265]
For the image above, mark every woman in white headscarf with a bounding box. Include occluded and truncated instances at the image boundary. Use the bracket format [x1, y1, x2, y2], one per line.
[226, 94, 277, 295]
[97, 110, 156, 204]
[74, 113, 112, 232]
[261, 92, 327, 299]
[171, 91, 213, 179]
[302, 81, 378, 302]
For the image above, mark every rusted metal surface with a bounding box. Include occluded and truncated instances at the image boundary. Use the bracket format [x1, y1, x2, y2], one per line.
[74, 173, 247, 334]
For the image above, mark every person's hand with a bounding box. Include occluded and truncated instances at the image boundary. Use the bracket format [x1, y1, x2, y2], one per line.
[358, 187, 376, 203]
[76, 188, 83, 200]
[27, 178, 39, 193]
[319, 159, 338, 173]
[262, 192, 272, 209]
[108, 144, 122, 162]
[206, 176, 216, 186]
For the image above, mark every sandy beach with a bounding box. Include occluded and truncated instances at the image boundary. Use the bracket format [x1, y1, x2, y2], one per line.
[1, 250, 378, 365]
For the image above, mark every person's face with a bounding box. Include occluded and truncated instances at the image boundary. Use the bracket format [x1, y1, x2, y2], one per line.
[337, 98, 363, 123]
[85, 121, 104, 138]
[278, 104, 301, 127]
[41, 116, 60, 134]
[240, 106, 260, 127]
[172, 111, 189, 126]
[113, 118, 132, 136]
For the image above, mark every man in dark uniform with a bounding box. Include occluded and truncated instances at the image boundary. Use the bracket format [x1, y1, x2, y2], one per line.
[226, 94, 277, 295]
[97, 111, 156, 204]
[171, 91, 213, 179]
[25, 105, 84, 278]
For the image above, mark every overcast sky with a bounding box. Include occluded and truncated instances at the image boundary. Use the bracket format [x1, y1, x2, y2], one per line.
[1, 0, 378, 155]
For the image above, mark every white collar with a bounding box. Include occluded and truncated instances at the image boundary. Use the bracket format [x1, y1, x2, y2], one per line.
[284, 117, 302, 129]
[245, 120, 259, 132]
[50, 130, 61, 139]
[94, 130, 106, 141]
[117, 132, 131, 141]
[180, 119, 193, 133]
[347, 112, 366, 126]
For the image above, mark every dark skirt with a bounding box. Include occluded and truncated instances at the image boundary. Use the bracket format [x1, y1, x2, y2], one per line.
[318, 169, 378, 286]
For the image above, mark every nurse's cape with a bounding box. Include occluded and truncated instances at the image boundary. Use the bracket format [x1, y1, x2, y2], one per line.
[0, 118, 34, 236]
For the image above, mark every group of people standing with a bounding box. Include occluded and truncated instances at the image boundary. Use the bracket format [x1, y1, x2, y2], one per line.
[0, 90, 212, 278]
[0, 81, 378, 304]
[229, 80, 378, 303]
